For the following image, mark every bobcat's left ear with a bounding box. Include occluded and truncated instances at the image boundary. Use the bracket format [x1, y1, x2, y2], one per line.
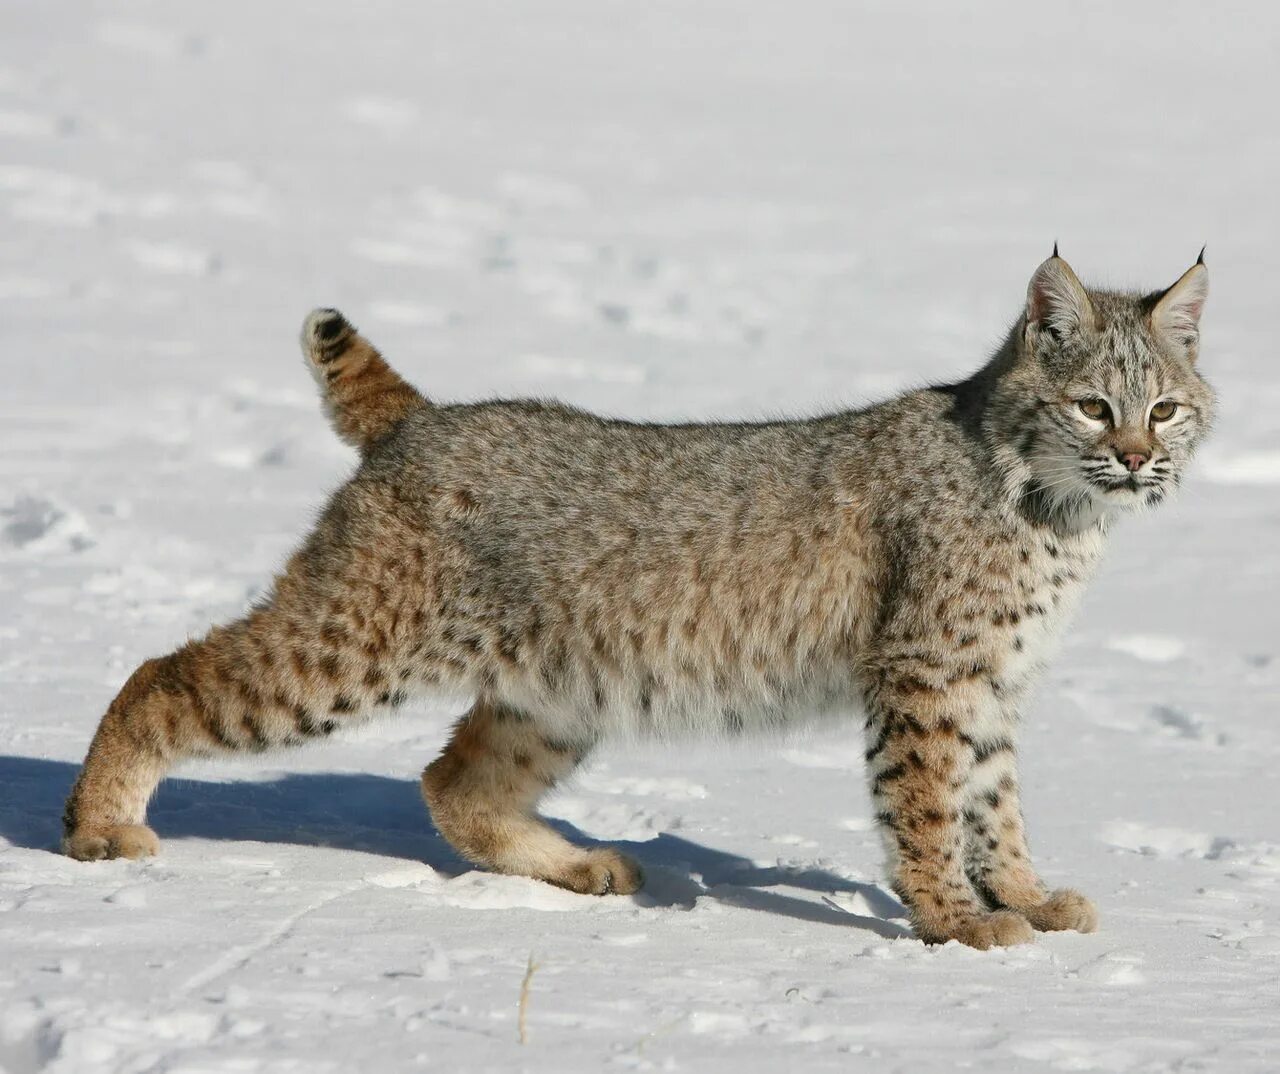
[1026, 249, 1097, 340]
[1150, 252, 1209, 363]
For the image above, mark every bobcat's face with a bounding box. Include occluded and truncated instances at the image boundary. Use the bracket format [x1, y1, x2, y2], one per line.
[1014, 253, 1214, 518]
[1034, 317, 1215, 511]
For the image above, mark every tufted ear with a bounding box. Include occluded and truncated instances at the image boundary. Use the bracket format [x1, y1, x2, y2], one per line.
[1150, 251, 1208, 362]
[1025, 246, 1096, 340]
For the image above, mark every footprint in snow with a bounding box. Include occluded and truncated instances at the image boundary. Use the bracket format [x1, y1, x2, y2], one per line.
[1101, 820, 1234, 861]
[0, 495, 93, 555]
[1073, 950, 1146, 986]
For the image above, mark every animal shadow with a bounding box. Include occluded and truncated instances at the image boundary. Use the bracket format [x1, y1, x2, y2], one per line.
[0, 754, 910, 939]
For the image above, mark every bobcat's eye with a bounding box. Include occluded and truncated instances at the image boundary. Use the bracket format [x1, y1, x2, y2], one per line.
[1150, 401, 1178, 422]
[1077, 398, 1110, 421]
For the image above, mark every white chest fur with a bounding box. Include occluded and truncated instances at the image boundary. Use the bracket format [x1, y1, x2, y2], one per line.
[998, 524, 1105, 700]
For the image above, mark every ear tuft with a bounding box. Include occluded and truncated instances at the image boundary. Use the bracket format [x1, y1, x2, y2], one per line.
[1026, 254, 1094, 339]
[1150, 259, 1208, 361]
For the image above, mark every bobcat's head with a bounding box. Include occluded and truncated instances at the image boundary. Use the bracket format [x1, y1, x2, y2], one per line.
[994, 249, 1215, 528]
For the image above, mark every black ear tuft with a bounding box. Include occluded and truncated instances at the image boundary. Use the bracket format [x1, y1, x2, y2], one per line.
[1052, 240, 1059, 259]
[1196, 245, 1206, 266]
[1026, 253, 1093, 337]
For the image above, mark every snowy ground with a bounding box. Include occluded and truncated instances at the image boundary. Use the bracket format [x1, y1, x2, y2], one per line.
[2, 1, 1279, 1070]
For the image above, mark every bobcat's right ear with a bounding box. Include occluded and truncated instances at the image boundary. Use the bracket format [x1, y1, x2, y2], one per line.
[1025, 249, 1097, 342]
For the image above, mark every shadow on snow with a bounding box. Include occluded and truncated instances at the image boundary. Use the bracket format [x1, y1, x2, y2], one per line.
[0, 754, 910, 939]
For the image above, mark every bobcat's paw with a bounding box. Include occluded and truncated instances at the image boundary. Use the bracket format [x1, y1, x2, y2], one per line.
[550, 847, 644, 896]
[63, 823, 160, 861]
[922, 910, 1036, 950]
[1023, 888, 1098, 933]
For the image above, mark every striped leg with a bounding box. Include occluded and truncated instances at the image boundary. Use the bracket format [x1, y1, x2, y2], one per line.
[864, 695, 1035, 949]
[422, 698, 643, 895]
[962, 754, 1098, 933]
[63, 501, 426, 860]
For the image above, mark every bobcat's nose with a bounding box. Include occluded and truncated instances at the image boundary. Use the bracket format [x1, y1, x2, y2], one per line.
[1116, 449, 1150, 472]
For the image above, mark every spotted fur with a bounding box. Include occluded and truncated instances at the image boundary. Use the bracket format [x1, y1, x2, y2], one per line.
[64, 253, 1213, 948]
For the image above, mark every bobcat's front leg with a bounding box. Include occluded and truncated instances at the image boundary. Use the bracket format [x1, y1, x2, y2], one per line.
[961, 747, 1097, 934]
[864, 684, 1035, 950]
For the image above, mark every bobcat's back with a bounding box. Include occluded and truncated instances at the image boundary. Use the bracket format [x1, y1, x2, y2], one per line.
[358, 400, 887, 737]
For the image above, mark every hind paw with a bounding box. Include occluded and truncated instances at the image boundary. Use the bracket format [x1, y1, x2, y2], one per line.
[1023, 888, 1098, 933]
[64, 823, 160, 861]
[548, 848, 644, 896]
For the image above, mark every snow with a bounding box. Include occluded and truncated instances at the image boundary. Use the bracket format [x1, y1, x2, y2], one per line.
[2, 1, 1278, 1070]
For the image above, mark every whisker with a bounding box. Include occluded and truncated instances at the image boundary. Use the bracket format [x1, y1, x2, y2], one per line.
[1020, 474, 1089, 499]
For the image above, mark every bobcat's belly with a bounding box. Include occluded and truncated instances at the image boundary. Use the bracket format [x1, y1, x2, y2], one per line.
[494, 646, 865, 741]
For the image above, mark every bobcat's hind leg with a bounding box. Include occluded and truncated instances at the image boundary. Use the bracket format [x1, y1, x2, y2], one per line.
[62, 607, 410, 861]
[64, 496, 427, 860]
[422, 698, 643, 895]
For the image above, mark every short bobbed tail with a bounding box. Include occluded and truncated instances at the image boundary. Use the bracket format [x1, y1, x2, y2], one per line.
[300, 308, 427, 454]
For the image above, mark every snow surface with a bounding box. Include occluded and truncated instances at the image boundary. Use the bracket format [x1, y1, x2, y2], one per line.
[2, 2, 1278, 1071]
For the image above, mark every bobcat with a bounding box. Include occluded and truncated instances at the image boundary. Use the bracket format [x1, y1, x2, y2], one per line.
[63, 249, 1213, 950]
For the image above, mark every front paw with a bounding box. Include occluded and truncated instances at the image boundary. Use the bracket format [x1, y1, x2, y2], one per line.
[919, 910, 1036, 950]
[63, 823, 160, 861]
[549, 847, 644, 896]
[1022, 888, 1098, 933]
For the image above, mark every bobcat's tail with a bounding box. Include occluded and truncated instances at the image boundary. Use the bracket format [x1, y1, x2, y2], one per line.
[300, 308, 428, 454]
